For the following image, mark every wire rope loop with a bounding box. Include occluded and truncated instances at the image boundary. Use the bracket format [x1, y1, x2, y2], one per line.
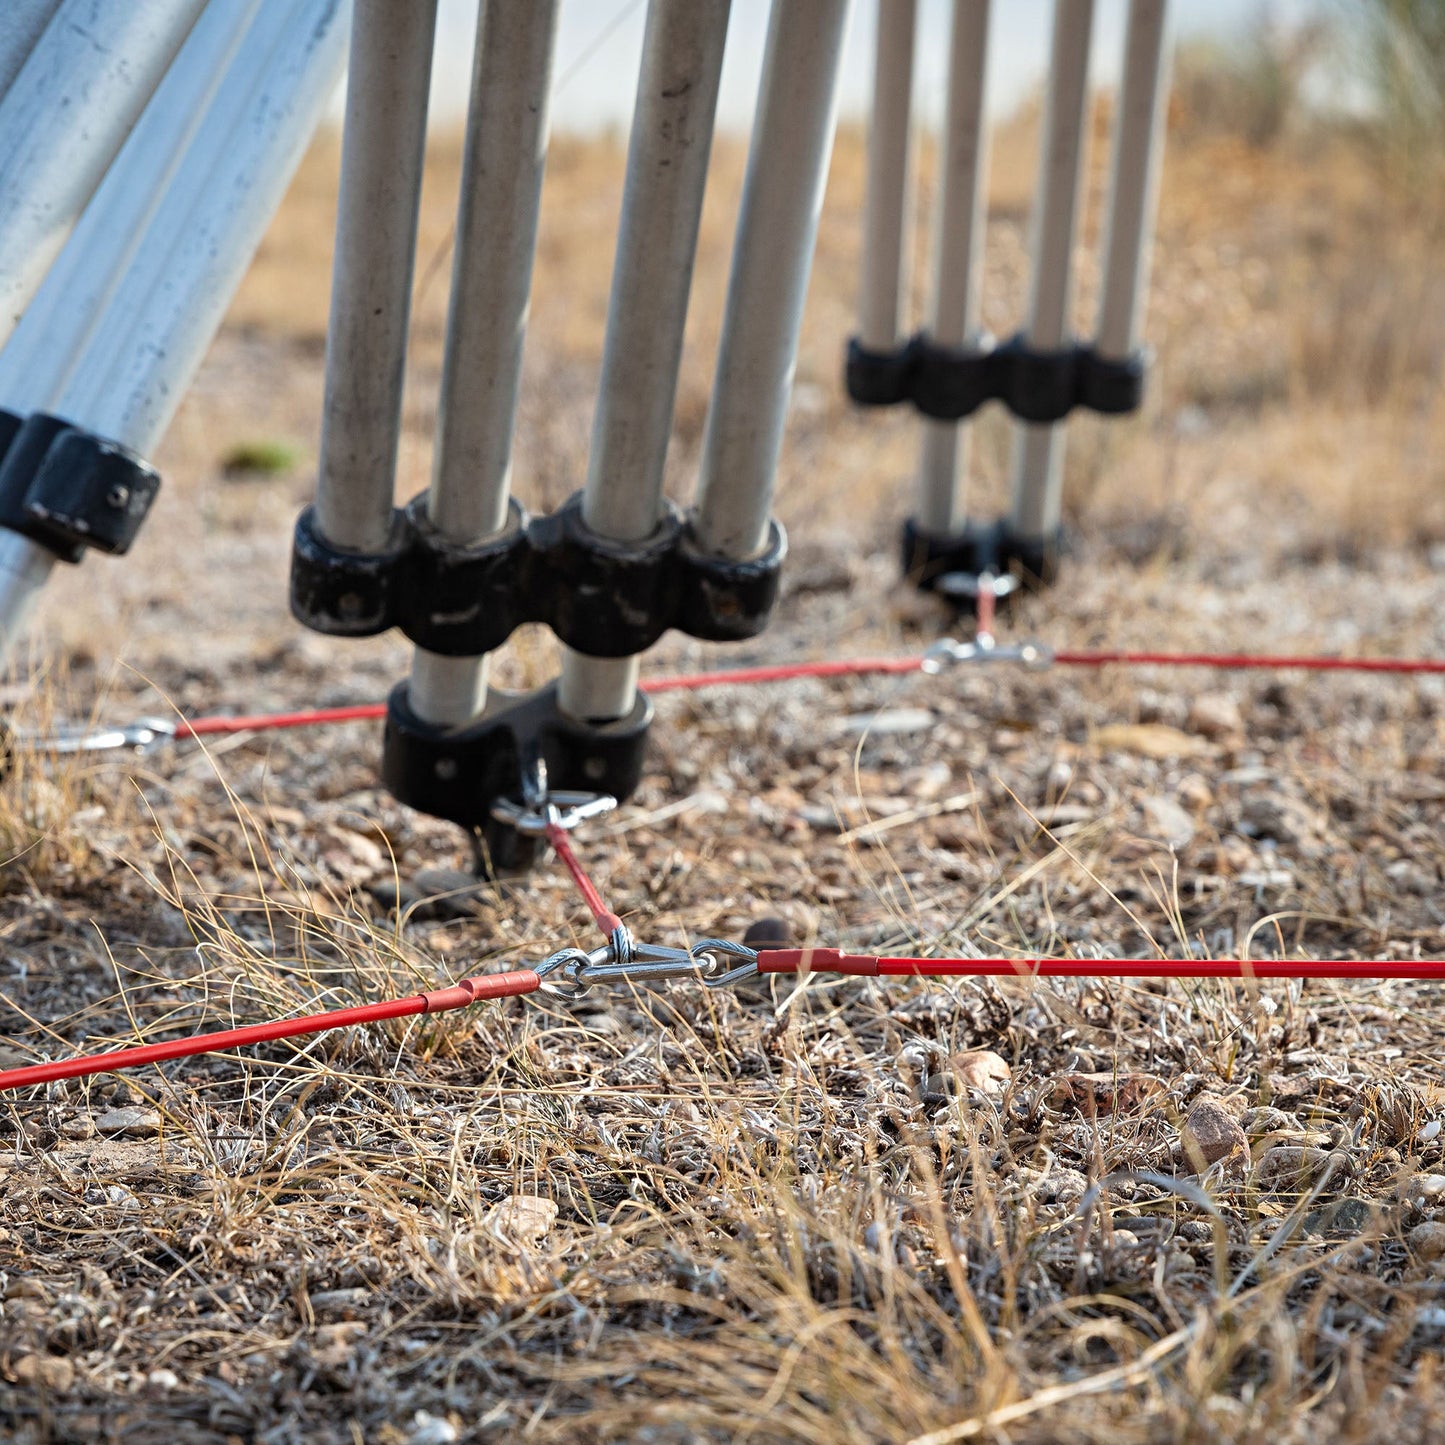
[693, 938, 761, 988]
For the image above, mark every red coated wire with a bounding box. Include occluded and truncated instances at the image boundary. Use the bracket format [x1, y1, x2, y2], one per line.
[756, 948, 1445, 981]
[545, 821, 623, 939]
[0, 969, 542, 1094]
[165, 648, 1445, 737]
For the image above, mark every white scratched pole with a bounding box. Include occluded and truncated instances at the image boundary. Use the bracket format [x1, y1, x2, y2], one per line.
[857, 0, 916, 353]
[0, 0, 208, 347]
[0, 0, 349, 659]
[1095, 0, 1171, 362]
[915, 0, 991, 536]
[0, 0, 61, 102]
[0, 0, 265, 416]
[313, 0, 438, 555]
[557, 0, 731, 725]
[692, 0, 853, 563]
[1008, 0, 1095, 545]
[408, 0, 560, 728]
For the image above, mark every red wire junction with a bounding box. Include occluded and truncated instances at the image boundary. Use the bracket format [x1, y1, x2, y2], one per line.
[2, 635, 1443, 1094]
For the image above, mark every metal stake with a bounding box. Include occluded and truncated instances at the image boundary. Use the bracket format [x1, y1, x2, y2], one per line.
[557, 0, 731, 724]
[857, 0, 917, 354]
[1095, 0, 1171, 362]
[692, 0, 853, 562]
[915, 0, 992, 536]
[314, 0, 438, 557]
[1007, 0, 1096, 545]
[408, 0, 560, 728]
[0, 0, 208, 349]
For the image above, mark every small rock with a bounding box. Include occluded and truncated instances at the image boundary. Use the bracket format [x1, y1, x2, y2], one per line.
[1410, 1222, 1445, 1262]
[1180, 1094, 1249, 1173]
[1176, 773, 1215, 812]
[1143, 795, 1195, 850]
[11, 1355, 74, 1391]
[94, 1106, 160, 1138]
[1240, 1105, 1295, 1137]
[1187, 693, 1244, 740]
[1422, 1120, 1442, 1144]
[486, 1193, 557, 1248]
[1035, 1167, 1089, 1205]
[61, 1116, 96, 1141]
[1405, 1173, 1445, 1201]
[1256, 1145, 1350, 1191]
[310, 1320, 366, 1370]
[950, 1049, 1011, 1095]
[147, 1368, 180, 1392]
[408, 1412, 460, 1445]
[1089, 723, 1210, 760]
[742, 917, 792, 950]
[1049, 1072, 1163, 1115]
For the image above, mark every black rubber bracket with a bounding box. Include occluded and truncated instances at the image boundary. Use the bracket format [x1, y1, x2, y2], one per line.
[901, 515, 1064, 606]
[0, 409, 161, 564]
[290, 491, 787, 658]
[381, 680, 653, 873]
[846, 332, 1147, 424]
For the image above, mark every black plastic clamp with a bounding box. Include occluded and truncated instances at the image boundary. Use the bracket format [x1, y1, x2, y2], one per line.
[290, 491, 787, 658]
[901, 515, 1065, 606]
[381, 680, 653, 873]
[845, 333, 1148, 424]
[0, 409, 161, 563]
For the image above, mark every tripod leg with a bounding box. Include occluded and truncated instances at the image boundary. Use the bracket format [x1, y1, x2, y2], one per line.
[692, 0, 852, 563]
[557, 0, 732, 726]
[915, 0, 991, 538]
[0, 1, 61, 103]
[0, 0, 208, 351]
[1006, 0, 1096, 552]
[858, 0, 917, 358]
[1095, 0, 1171, 365]
[0, 0, 349, 657]
[408, 0, 561, 729]
[314, 0, 438, 558]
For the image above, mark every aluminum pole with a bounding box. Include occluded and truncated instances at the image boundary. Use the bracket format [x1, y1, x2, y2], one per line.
[557, 0, 732, 724]
[0, 0, 265, 416]
[915, 0, 991, 536]
[313, 0, 438, 556]
[0, 0, 208, 348]
[1095, 0, 1171, 362]
[0, 0, 61, 102]
[857, 0, 917, 353]
[1007, 0, 1095, 544]
[0, 0, 349, 658]
[692, 0, 853, 562]
[408, 0, 560, 728]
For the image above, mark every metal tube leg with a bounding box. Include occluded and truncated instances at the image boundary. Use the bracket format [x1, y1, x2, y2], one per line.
[314, 0, 438, 556]
[0, 0, 265, 416]
[915, 0, 992, 536]
[408, 0, 560, 728]
[0, 0, 208, 348]
[1095, 0, 1171, 362]
[693, 0, 853, 561]
[557, 0, 732, 725]
[0, 0, 349, 660]
[0, 0, 62, 103]
[858, 0, 917, 353]
[1007, 0, 1096, 545]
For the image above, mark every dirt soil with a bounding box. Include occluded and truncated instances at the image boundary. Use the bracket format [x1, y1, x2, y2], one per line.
[0, 113, 1444, 1444]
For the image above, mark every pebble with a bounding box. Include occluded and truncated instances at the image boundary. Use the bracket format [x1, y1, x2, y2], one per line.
[94, 1106, 160, 1138]
[1179, 1094, 1249, 1173]
[1143, 795, 1195, 850]
[486, 1194, 557, 1248]
[841, 707, 935, 736]
[408, 1412, 461, 1445]
[1187, 692, 1244, 740]
[742, 917, 792, 950]
[1255, 1145, 1350, 1190]
[1410, 1222, 1445, 1261]
[1405, 1173, 1445, 1201]
[949, 1049, 1011, 1095]
[11, 1355, 74, 1391]
[1240, 1106, 1295, 1136]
